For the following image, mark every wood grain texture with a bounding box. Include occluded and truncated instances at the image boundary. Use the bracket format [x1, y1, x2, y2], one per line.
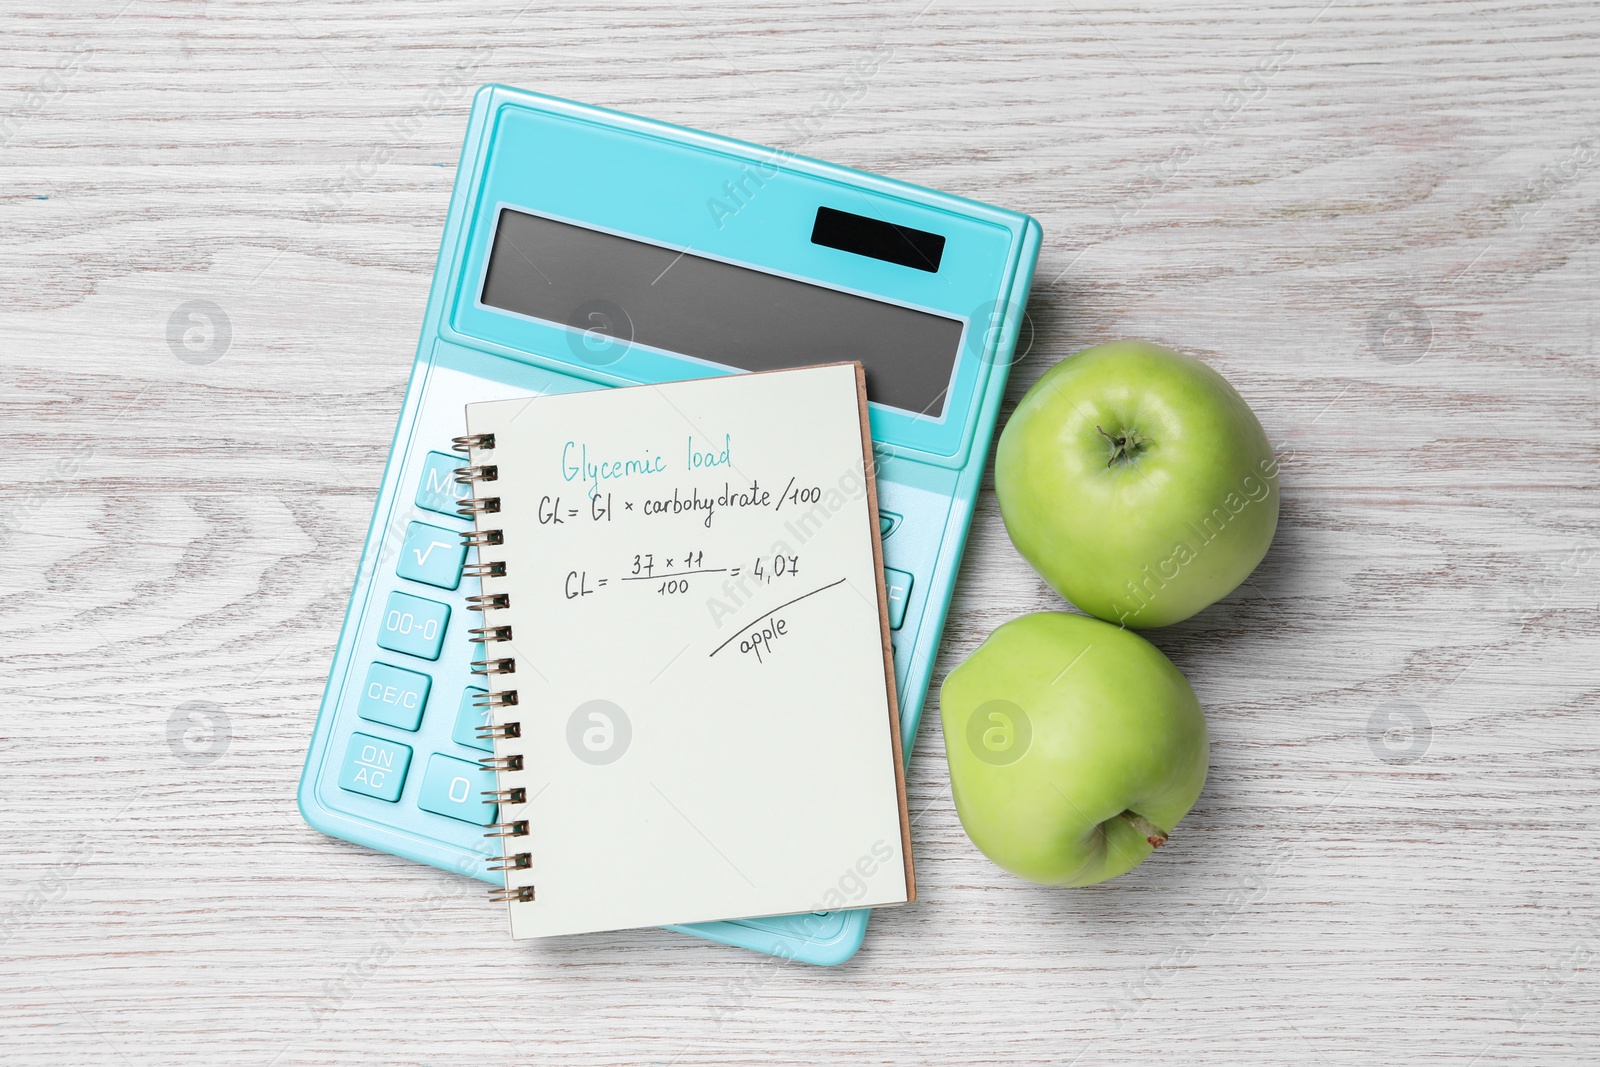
[2, 1, 1597, 1064]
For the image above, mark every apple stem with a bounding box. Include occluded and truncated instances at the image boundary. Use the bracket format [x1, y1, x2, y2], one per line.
[1095, 425, 1147, 468]
[1119, 811, 1169, 848]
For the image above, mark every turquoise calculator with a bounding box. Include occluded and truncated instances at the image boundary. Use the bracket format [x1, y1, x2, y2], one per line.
[297, 85, 1040, 965]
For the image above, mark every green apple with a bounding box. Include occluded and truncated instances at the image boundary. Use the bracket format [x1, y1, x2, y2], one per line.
[996, 340, 1278, 628]
[940, 612, 1207, 886]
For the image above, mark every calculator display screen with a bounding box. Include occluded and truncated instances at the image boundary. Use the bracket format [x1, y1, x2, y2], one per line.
[479, 209, 965, 419]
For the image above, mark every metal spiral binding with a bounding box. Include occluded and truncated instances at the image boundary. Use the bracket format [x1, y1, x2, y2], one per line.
[453, 464, 498, 484]
[489, 886, 536, 903]
[451, 432, 495, 453]
[454, 437, 533, 906]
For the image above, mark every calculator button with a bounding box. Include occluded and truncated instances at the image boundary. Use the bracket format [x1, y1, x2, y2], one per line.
[417, 753, 497, 826]
[414, 450, 469, 517]
[338, 732, 412, 802]
[453, 687, 493, 752]
[883, 567, 913, 631]
[356, 662, 431, 731]
[879, 511, 902, 539]
[376, 590, 450, 660]
[395, 521, 467, 590]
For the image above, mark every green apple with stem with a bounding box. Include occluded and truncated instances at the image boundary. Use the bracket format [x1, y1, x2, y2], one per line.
[996, 340, 1279, 628]
[941, 611, 1207, 886]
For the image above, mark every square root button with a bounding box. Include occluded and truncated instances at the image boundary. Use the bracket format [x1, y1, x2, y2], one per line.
[417, 753, 497, 826]
[376, 591, 450, 661]
[396, 521, 466, 590]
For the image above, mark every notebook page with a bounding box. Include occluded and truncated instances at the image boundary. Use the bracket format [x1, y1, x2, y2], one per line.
[464, 363, 912, 938]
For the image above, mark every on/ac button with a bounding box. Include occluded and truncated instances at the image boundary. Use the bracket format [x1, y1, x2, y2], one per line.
[338, 732, 412, 802]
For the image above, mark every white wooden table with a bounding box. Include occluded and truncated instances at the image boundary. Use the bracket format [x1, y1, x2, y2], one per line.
[3, 2, 1597, 1063]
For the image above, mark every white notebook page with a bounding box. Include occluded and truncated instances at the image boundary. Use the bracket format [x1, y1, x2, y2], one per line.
[464, 363, 912, 939]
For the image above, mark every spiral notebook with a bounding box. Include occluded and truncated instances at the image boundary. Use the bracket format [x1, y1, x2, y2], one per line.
[457, 363, 914, 939]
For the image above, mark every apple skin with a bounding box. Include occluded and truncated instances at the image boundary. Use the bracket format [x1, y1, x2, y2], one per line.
[995, 340, 1279, 628]
[940, 612, 1207, 887]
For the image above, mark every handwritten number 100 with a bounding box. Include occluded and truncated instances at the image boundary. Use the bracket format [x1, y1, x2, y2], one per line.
[658, 578, 689, 595]
[786, 485, 821, 506]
